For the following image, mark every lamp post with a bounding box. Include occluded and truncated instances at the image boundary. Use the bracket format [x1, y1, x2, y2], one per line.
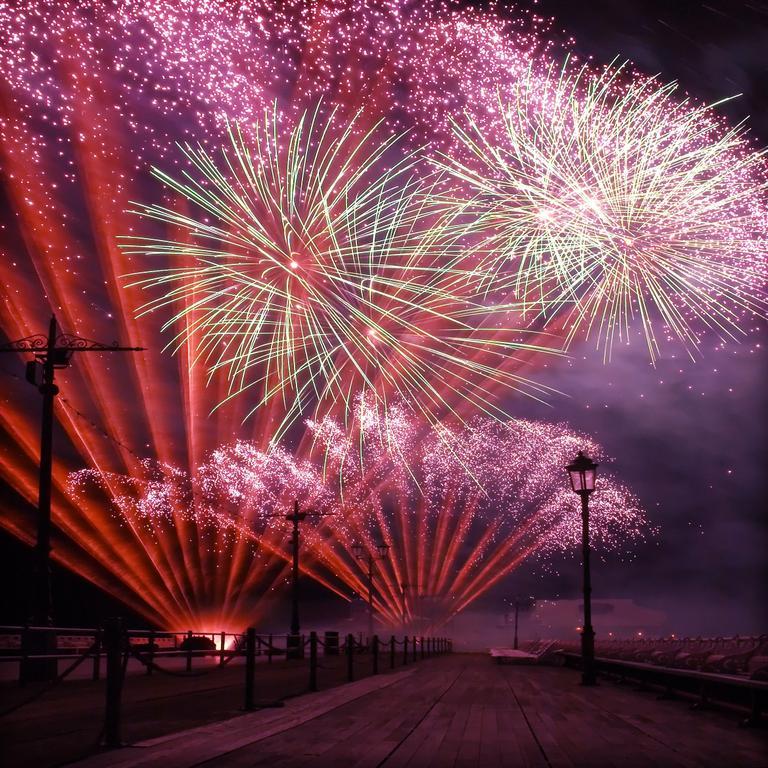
[275, 500, 326, 657]
[514, 599, 519, 650]
[352, 542, 390, 640]
[287, 501, 307, 639]
[508, 595, 534, 650]
[0, 316, 144, 681]
[566, 450, 599, 686]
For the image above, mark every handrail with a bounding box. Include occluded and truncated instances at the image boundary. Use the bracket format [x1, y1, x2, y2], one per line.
[1, 620, 453, 754]
[558, 651, 767, 726]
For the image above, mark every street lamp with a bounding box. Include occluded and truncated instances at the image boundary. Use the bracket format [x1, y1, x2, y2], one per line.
[0, 315, 143, 682]
[352, 542, 390, 639]
[566, 450, 598, 686]
[509, 595, 535, 650]
[274, 500, 327, 658]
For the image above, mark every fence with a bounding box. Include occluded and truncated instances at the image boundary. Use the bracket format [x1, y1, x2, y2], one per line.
[554, 634, 768, 677]
[0, 622, 452, 748]
[557, 650, 768, 726]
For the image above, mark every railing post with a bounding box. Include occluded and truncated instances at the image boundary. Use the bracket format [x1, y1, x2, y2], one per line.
[268, 633, 273, 664]
[92, 628, 102, 681]
[403, 635, 409, 665]
[102, 617, 124, 748]
[413, 636, 418, 663]
[390, 635, 395, 669]
[244, 627, 256, 711]
[372, 634, 379, 675]
[147, 629, 155, 675]
[19, 625, 29, 686]
[309, 631, 318, 692]
[220, 631, 226, 666]
[346, 633, 354, 682]
[185, 629, 193, 673]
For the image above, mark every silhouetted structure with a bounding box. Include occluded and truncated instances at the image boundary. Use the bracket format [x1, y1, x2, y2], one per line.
[0, 315, 143, 679]
[567, 450, 599, 686]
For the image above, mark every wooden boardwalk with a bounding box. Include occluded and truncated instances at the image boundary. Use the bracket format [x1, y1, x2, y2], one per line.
[70, 655, 767, 768]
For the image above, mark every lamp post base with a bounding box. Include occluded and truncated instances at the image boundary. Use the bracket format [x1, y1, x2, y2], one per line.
[286, 633, 303, 659]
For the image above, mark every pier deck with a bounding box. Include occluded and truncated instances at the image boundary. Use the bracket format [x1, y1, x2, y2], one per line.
[65, 654, 767, 768]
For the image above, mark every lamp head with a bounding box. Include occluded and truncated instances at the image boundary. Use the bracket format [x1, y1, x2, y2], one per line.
[566, 451, 598, 494]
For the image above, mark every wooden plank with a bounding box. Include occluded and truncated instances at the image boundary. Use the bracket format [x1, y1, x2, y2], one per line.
[69, 668, 416, 768]
[64, 656, 768, 768]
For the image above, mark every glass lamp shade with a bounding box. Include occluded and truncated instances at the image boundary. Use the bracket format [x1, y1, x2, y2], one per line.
[566, 451, 598, 493]
[376, 542, 390, 558]
[352, 543, 365, 559]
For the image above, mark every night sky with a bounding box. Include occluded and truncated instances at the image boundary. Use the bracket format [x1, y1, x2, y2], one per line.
[486, 0, 768, 634]
[0, 0, 765, 636]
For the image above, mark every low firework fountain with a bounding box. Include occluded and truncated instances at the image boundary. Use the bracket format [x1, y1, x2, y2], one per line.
[68, 398, 650, 631]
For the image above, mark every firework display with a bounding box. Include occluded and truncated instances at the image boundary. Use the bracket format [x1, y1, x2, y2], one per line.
[305, 399, 649, 627]
[68, 399, 650, 629]
[67, 446, 344, 628]
[0, 0, 763, 633]
[433, 62, 768, 361]
[124, 104, 556, 438]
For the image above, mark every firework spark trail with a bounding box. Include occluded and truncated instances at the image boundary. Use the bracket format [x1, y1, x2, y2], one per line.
[433, 61, 768, 362]
[123, 104, 560, 439]
[67, 446, 351, 620]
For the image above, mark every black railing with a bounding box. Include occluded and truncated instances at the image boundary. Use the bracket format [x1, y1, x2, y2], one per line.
[558, 651, 767, 726]
[0, 623, 453, 748]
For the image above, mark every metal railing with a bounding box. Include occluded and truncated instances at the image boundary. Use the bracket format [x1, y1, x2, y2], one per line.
[557, 650, 767, 726]
[553, 634, 768, 676]
[0, 622, 453, 748]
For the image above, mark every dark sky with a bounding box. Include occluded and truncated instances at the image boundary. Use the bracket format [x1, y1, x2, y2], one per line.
[474, 0, 768, 634]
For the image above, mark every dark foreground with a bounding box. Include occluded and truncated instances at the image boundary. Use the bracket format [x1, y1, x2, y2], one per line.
[43, 654, 768, 768]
